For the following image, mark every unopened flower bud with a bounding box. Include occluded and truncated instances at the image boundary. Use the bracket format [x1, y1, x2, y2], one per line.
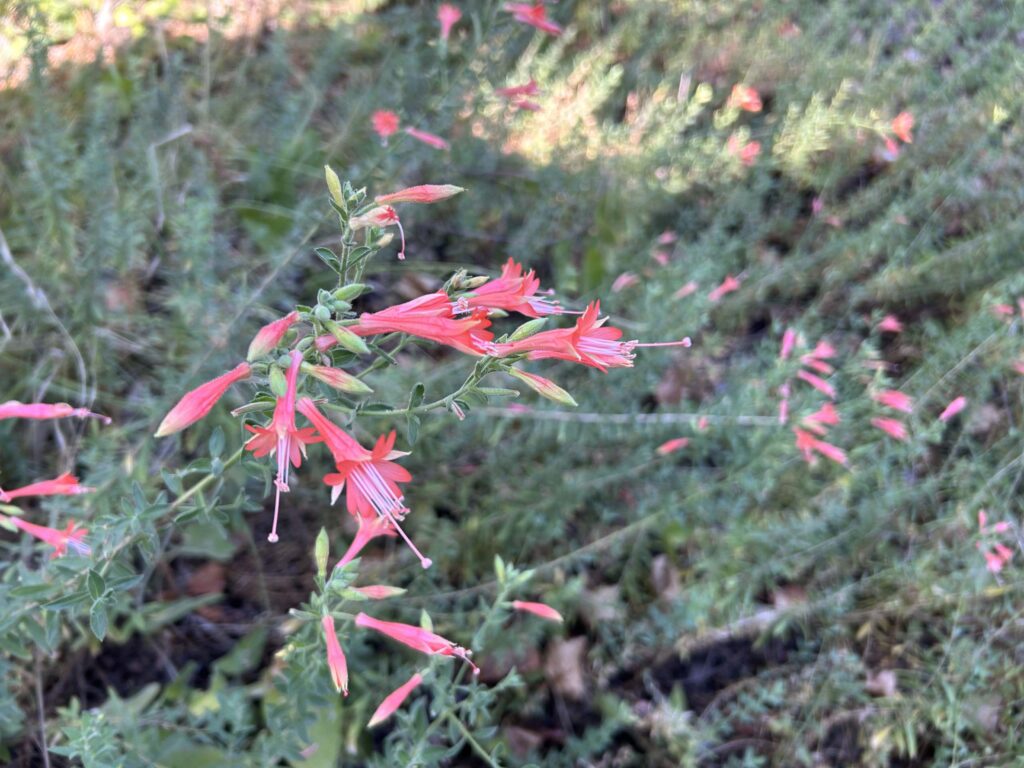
[325, 165, 344, 208]
[334, 284, 368, 302]
[461, 275, 491, 290]
[314, 527, 330, 581]
[508, 318, 547, 341]
[268, 366, 288, 397]
[324, 320, 371, 355]
[302, 363, 373, 394]
[508, 369, 577, 407]
[375, 184, 464, 205]
[314, 305, 332, 323]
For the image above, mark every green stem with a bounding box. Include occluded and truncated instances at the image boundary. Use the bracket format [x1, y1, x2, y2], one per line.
[447, 711, 500, 768]
[168, 446, 245, 512]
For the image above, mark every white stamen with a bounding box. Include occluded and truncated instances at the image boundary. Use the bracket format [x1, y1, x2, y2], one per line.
[349, 464, 432, 568]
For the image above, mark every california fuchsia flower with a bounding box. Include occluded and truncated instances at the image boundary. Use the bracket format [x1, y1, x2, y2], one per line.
[404, 127, 450, 151]
[673, 281, 699, 300]
[353, 292, 494, 356]
[508, 368, 577, 406]
[302, 363, 372, 394]
[437, 3, 462, 41]
[0, 401, 110, 424]
[487, 301, 689, 372]
[371, 110, 400, 141]
[247, 311, 300, 361]
[0, 473, 94, 503]
[368, 672, 423, 727]
[0, 515, 91, 557]
[656, 437, 689, 455]
[355, 613, 477, 672]
[801, 402, 840, 435]
[351, 585, 406, 599]
[982, 542, 1013, 574]
[726, 135, 760, 166]
[296, 399, 431, 568]
[511, 600, 564, 623]
[793, 428, 847, 466]
[779, 328, 797, 360]
[155, 362, 251, 437]
[938, 396, 968, 423]
[322, 615, 349, 696]
[458, 258, 562, 318]
[244, 351, 319, 542]
[891, 111, 914, 143]
[503, 3, 562, 35]
[512, 98, 542, 111]
[707, 275, 740, 302]
[612, 272, 640, 292]
[375, 184, 464, 205]
[350, 205, 407, 259]
[727, 84, 762, 112]
[871, 417, 908, 441]
[878, 314, 904, 333]
[796, 369, 836, 400]
[777, 382, 791, 424]
[872, 389, 914, 414]
[336, 514, 398, 570]
[495, 80, 540, 99]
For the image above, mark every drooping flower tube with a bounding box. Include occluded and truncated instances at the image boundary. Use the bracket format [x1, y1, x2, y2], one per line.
[355, 613, 477, 673]
[350, 292, 494, 356]
[296, 398, 431, 568]
[503, 2, 562, 35]
[437, 3, 462, 41]
[322, 615, 349, 696]
[247, 311, 300, 361]
[244, 351, 319, 542]
[368, 672, 424, 727]
[0, 401, 110, 424]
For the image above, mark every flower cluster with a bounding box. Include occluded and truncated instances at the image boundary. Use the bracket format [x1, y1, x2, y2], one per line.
[149, 172, 689, 725]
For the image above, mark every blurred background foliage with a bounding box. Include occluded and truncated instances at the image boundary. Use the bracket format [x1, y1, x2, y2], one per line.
[2, 0, 1024, 765]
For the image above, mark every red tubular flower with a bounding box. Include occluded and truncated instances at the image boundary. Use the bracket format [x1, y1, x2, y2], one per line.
[512, 99, 541, 112]
[0, 473, 93, 503]
[801, 402, 840, 435]
[726, 135, 760, 166]
[375, 184, 464, 205]
[872, 389, 914, 414]
[707, 275, 741, 302]
[247, 311, 300, 361]
[878, 314, 903, 333]
[244, 351, 320, 542]
[322, 615, 349, 696]
[404, 127, 450, 151]
[871, 417, 908, 441]
[793, 428, 847, 466]
[511, 600, 564, 623]
[437, 3, 462, 41]
[486, 301, 689, 372]
[796, 369, 836, 400]
[779, 328, 797, 360]
[496, 80, 540, 99]
[355, 613, 477, 672]
[0, 515, 91, 557]
[0, 401, 110, 424]
[335, 514, 397, 570]
[353, 292, 494, 356]
[368, 672, 424, 727]
[155, 362, 251, 437]
[727, 84, 762, 112]
[503, 3, 562, 35]
[372, 110, 400, 142]
[458, 258, 562, 317]
[891, 111, 914, 143]
[296, 399, 431, 569]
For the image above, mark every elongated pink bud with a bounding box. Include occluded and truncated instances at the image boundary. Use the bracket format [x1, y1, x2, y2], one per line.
[368, 672, 423, 727]
[656, 437, 689, 456]
[938, 396, 967, 423]
[404, 127, 450, 151]
[0, 401, 110, 424]
[322, 615, 349, 696]
[871, 417, 908, 441]
[247, 311, 300, 360]
[375, 185, 464, 205]
[796, 369, 836, 399]
[351, 585, 407, 599]
[155, 362, 251, 437]
[511, 600, 563, 623]
[779, 328, 797, 360]
[355, 612, 477, 671]
[872, 389, 913, 414]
